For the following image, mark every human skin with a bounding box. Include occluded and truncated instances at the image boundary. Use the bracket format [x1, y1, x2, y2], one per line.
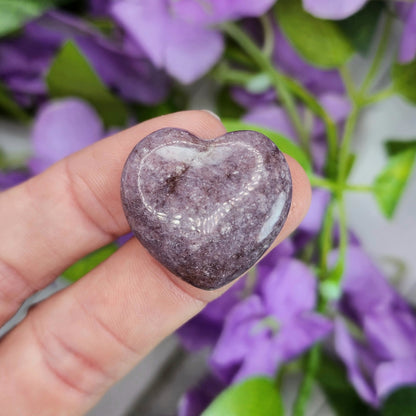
[0, 111, 311, 416]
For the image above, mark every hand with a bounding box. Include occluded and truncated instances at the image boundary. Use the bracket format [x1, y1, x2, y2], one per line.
[0, 111, 311, 415]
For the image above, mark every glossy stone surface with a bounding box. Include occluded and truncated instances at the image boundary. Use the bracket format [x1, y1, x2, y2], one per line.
[121, 128, 292, 290]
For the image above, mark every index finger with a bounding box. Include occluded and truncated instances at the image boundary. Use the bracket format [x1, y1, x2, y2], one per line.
[0, 110, 226, 325]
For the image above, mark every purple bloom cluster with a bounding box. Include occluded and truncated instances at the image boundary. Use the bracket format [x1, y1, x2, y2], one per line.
[334, 246, 416, 406]
[0, 10, 168, 107]
[210, 257, 332, 383]
[178, 195, 416, 415]
[110, 0, 276, 84]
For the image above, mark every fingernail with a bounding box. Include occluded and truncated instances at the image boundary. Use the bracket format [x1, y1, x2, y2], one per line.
[202, 109, 221, 121]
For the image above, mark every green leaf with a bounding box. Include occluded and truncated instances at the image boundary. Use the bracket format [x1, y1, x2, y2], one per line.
[316, 356, 377, 416]
[337, 2, 384, 54]
[393, 58, 416, 105]
[222, 119, 312, 174]
[382, 386, 416, 416]
[216, 88, 245, 119]
[62, 243, 118, 283]
[202, 377, 284, 416]
[385, 140, 416, 156]
[0, 83, 30, 122]
[275, 0, 353, 68]
[46, 41, 128, 127]
[0, 0, 62, 37]
[373, 140, 416, 219]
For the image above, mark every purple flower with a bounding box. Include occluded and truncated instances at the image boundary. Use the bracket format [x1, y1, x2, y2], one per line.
[177, 241, 296, 352]
[398, 2, 416, 63]
[0, 11, 168, 106]
[243, 104, 296, 139]
[210, 258, 332, 383]
[0, 27, 56, 106]
[293, 188, 331, 252]
[177, 277, 246, 351]
[273, 28, 344, 96]
[89, 0, 111, 15]
[34, 12, 169, 104]
[178, 375, 226, 416]
[333, 246, 416, 406]
[29, 98, 104, 174]
[303, 0, 368, 20]
[0, 170, 30, 191]
[110, 0, 276, 84]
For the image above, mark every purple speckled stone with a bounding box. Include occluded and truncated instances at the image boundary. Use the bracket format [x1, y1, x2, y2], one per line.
[121, 128, 292, 290]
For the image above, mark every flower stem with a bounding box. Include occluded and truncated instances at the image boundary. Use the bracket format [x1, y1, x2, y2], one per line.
[221, 22, 310, 157]
[319, 200, 336, 277]
[292, 345, 322, 416]
[279, 75, 338, 177]
[360, 14, 393, 94]
[345, 184, 373, 192]
[221, 22, 341, 174]
[260, 15, 274, 58]
[363, 85, 395, 106]
[337, 103, 359, 187]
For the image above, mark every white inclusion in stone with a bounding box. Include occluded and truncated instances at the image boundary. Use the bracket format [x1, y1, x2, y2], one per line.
[154, 144, 233, 167]
[257, 193, 287, 242]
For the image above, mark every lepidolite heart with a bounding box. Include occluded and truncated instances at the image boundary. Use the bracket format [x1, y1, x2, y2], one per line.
[120, 128, 292, 290]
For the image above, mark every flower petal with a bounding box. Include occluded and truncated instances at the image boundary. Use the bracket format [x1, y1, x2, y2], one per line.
[272, 313, 333, 361]
[261, 258, 317, 321]
[232, 335, 280, 382]
[29, 98, 103, 174]
[177, 279, 245, 351]
[333, 246, 408, 320]
[303, 0, 368, 20]
[172, 0, 276, 25]
[178, 375, 225, 416]
[399, 3, 416, 63]
[243, 104, 296, 139]
[111, 0, 167, 68]
[210, 296, 266, 382]
[334, 319, 379, 406]
[273, 28, 344, 95]
[165, 20, 223, 84]
[375, 358, 416, 399]
[0, 170, 30, 191]
[364, 310, 416, 360]
[298, 189, 331, 234]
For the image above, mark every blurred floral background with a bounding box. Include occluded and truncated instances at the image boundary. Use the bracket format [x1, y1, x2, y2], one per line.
[1, 0, 416, 415]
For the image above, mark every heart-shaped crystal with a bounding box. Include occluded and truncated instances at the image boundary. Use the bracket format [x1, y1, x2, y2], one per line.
[121, 128, 292, 290]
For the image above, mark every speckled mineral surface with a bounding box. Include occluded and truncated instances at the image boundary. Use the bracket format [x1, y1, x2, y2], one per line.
[121, 128, 292, 290]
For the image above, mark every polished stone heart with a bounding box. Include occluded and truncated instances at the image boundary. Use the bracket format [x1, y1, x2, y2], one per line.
[121, 128, 292, 290]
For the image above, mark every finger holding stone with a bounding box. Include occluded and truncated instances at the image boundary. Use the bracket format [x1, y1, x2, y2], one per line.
[0, 150, 310, 415]
[0, 110, 226, 327]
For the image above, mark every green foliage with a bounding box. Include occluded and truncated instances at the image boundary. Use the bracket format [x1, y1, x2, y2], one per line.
[216, 88, 245, 119]
[0, 0, 62, 37]
[62, 243, 118, 283]
[202, 377, 284, 416]
[374, 140, 416, 219]
[393, 58, 416, 104]
[0, 83, 30, 122]
[337, 2, 384, 54]
[275, 0, 353, 68]
[222, 119, 312, 174]
[316, 356, 377, 416]
[382, 386, 416, 416]
[46, 41, 128, 127]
